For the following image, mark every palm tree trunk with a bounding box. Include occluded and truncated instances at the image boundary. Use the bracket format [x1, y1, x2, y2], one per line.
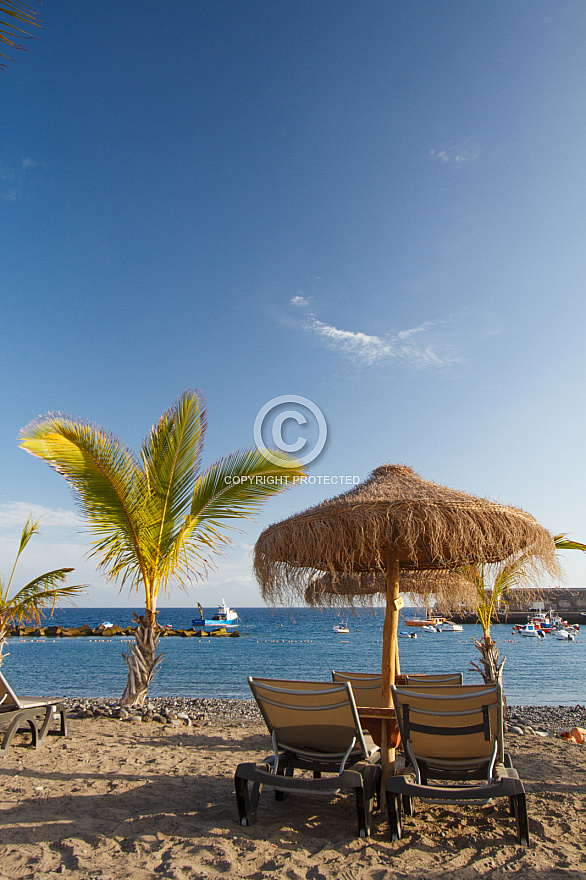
[470, 635, 505, 685]
[0, 625, 7, 669]
[121, 611, 164, 706]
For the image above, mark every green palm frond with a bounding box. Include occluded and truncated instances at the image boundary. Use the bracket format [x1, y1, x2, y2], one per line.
[20, 393, 305, 613]
[17, 514, 40, 554]
[0, 0, 41, 64]
[19, 414, 153, 589]
[459, 554, 531, 640]
[190, 447, 304, 524]
[141, 390, 207, 563]
[0, 519, 84, 636]
[3, 514, 40, 598]
[2, 580, 83, 626]
[7, 568, 75, 607]
[554, 533, 586, 552]
[151, 447, 305, 600]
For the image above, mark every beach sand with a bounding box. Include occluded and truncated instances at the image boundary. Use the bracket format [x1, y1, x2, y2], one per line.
[0, 711, 585, 880]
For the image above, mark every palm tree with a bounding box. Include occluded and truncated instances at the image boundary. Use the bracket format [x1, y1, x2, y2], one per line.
[459, 558, 530, 685]
[19, 390, 305, 705]
[0, 516, 84, 665]
[0, 1, 41, 70]
[461, 533, 586, 685]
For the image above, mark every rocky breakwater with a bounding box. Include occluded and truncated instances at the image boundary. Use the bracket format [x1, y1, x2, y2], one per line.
[7, 624, 240, 638]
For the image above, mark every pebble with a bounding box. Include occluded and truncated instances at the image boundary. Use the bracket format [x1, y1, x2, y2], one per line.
[507, 705, 586, 737]
[63, 696, 262, 726]
[63, 697, 586, 735]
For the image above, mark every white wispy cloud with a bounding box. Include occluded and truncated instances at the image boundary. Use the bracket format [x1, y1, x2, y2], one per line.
[290, 295, 309, 307]
[430, 141, 480, 164]
[309, 317, 457, 367]
[0, 502, 81, 529]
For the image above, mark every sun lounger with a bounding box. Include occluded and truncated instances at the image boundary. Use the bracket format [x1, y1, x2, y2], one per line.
[0, 670, 67, 754]
[385, 682, 529, 845]
[235, 676, 381, 837]
[331, 671, 463, 708]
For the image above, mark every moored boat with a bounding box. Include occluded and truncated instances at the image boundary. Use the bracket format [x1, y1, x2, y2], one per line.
[332, 623, 350, 634]
[518, 623, 545, 638]
[405, 617, 446, 628]
[192, 600, 240, 630]
[513, 611, 569, 634]
[556, 629, 576, 641]
[436, 621, 463, 632]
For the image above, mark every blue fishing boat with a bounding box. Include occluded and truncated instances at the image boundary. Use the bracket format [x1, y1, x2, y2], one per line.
[192, 600, 240, 630]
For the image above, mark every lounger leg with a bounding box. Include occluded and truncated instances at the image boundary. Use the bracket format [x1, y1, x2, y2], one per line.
[27, 719, 38, 747]
[1, 714, 38, 753]
[513, 793, 529, 846]
[275, 765, 293, 801]
[36, 706, 56, 746]
[53, 707, 67, 738]
[386, 790, 403, 841]
[354, 784, 371, 838]
[356, 764, 380, 838]
[402, 794, 413, 816]
[235, 773, 261, 826]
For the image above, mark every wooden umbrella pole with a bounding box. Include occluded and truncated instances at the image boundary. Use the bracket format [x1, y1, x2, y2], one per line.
[382, 550, 401, 705]
[380, 549, 401, 785]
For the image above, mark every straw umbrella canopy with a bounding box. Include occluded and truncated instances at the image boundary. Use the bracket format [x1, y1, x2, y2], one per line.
[303, 569, 474, 614]
[254, 464, 557, 705]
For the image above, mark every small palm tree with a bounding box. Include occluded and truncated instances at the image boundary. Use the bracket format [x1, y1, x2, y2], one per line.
[459, 559, 529, 685]
[19, 389, 305, 705]
[461, 533, 586, 685]
[0, 516, 84, 665]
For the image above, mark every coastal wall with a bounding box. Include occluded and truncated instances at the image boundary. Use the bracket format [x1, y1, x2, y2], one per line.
[441, 586, 586, 625]
[450, 586, 586, 624]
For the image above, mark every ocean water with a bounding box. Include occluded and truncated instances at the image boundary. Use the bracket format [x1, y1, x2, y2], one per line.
[2, 606, 585, 706]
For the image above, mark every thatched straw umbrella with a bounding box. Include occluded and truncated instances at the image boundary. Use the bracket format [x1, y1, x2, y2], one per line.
[303, 569, 474, 614]
[254, 464, 557, 706]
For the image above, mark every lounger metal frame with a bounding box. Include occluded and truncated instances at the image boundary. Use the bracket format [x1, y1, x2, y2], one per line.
[0, 672, 67, 754]
[385, 682, 529, 845]
[235, 677, 381, 838]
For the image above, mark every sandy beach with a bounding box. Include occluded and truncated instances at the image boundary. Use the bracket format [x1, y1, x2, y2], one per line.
[0, 704, 585, 880]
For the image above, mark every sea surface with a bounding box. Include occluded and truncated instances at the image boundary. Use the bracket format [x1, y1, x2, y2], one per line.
[3, 606, 585, 706]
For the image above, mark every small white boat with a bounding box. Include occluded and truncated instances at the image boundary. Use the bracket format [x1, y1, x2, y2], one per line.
[399, 631, 417, 639]
[519, 624, 545, 638]
[436, 621, 463, 632]
[332, 623, 350, 634]
[422, 624, 439, 633]
[556, 629, 576, 641]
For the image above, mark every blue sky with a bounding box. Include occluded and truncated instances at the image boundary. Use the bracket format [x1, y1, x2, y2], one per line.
[2, 1, 586, 607]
